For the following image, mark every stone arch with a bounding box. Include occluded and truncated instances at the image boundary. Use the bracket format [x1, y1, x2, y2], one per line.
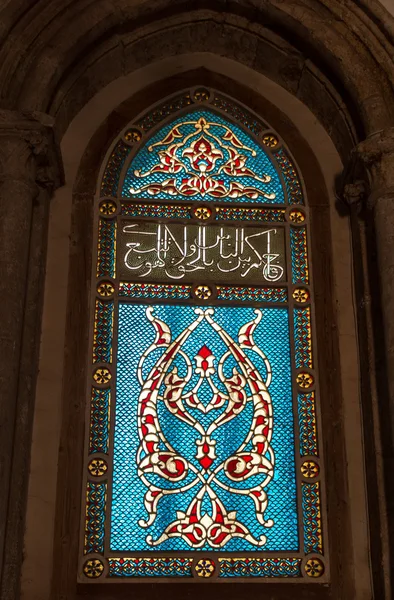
[22, 69, 364, 600]
[0, 1, 392, 136]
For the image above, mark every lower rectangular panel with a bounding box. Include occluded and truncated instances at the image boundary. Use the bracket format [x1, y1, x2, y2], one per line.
[112, 303, 297, 554]
[80, 302, 327, 582]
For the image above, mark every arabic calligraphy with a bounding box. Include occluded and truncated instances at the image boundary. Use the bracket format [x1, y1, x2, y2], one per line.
[119, 222, 285, 284]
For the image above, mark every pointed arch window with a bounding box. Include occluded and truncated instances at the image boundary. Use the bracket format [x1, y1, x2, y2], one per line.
[80, 88, 327, 583]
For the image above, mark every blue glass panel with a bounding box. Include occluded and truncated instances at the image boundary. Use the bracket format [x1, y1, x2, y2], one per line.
[121, 110, 284, 204]
[111, 303, 298, 552]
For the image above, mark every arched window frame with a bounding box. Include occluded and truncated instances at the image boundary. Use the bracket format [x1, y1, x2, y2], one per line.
[79, 87, 328, 583]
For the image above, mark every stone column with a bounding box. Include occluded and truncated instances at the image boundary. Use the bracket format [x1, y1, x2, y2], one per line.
[0, 111, 62, 599]
[356, 128, 394, 415]
[349, 127, 394, 598]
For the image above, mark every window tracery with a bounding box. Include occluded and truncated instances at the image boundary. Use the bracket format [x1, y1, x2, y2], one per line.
[79, 88, 327, 583]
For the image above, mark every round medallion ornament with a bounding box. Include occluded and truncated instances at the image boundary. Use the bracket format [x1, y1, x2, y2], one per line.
[93, 367, 112, 385]
[193, 88, 210, 102]
[97, 281, 115, 297]
[301, 460, 320, 479]
[262, 134, 278, 148]
[195, 558, 215, 578]
[194, 285, 212, 300]
[88, 458, 108, 477]
[289, 209, 306, 224]
[305, 558, 324, 578]
[83, 558, 104, 578]
[124, 128, 142, 143]
[99, 200, 117, 216]
[292, 288, 310, 303]
[193, 206, 212, 220]
[296, 372, 314, 389]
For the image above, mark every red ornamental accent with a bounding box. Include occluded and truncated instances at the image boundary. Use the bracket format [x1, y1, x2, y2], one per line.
[183, 134, 223, 173]
[195, 345, 215, 375]
[196, 436, 216, 470]
[156, 454, 187, 479]
[138, 176, 274, 200]
[136, 307, 275, 547]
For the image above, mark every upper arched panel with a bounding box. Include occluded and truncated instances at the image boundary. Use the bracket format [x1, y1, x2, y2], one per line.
[122, 109, 283, 204]
[100, 89, 304, 206]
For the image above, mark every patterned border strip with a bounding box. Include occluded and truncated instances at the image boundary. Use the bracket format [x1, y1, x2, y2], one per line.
[135, 94, 193, 132]
[131, 91, 265, 136]
[121, 202, 192, 218]
[217, 286, 287, 303]
[109, 557, 193, 577]
[97, 219, 117, 278]
[121, 203, 286, 222]
[119, 282, 192, 299]
[218, 557, 302, 577]
[302, 482, 323, 554]
[212, 94, 266, 134]
[101, 141, 131, 197]
[290, 227, 309, 284]
[216, 206, 285, 222]
[274, 148, 304, 205]
[294, 307, 312, 368]
[93, 300, 114, 363]
[119, 283, 288, 303]
[84, 481, 107, 555]
[298, 392, 318, 456]
[89, 387, 110, 454]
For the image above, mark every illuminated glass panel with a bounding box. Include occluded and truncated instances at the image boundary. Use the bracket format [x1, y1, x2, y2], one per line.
[80, 90, 326, 583]
[118, 222, 286, 284]
[111, 304, 297, 552]
[122, 110, 284, 204]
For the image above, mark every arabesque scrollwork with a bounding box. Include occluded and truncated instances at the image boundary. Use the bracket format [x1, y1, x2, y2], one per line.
[136, 307, 274, 548]
[129, 117, 276, 201]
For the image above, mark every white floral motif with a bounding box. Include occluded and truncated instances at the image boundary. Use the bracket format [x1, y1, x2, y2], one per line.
[136, 307, 275, 548]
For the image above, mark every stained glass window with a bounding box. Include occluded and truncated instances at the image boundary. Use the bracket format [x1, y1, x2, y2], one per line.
[80, 89, 327, 583]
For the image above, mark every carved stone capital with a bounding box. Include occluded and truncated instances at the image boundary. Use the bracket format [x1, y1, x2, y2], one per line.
[338, 128, 394, 213]
[352, 127, 394, 193]
[354, 127, 394, 166]
[342, 180, 367, 212]
[0, 110, 63, 194]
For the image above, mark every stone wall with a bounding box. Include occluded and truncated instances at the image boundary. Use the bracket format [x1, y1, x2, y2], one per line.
[0, 2, 392, 599]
